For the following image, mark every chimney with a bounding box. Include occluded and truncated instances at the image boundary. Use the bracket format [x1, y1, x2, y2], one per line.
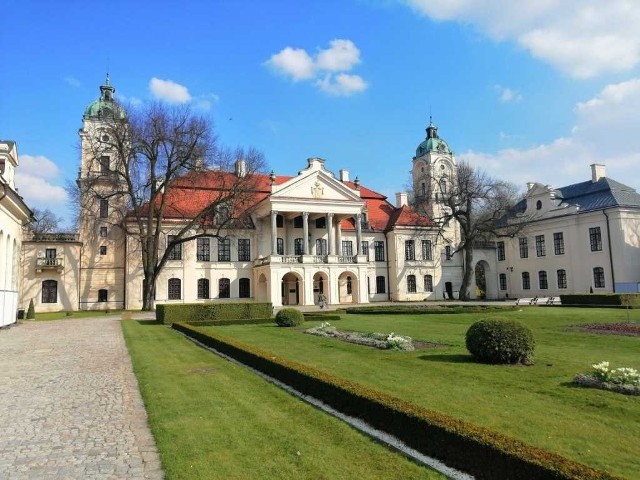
[396, 192, 408, 208]
[235, 158, 246, 177]
[591, 164, 606, 183]
[339, 169, 349, 182]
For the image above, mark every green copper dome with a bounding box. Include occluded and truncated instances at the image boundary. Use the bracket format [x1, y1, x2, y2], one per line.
[415, 120, 452, 157]
[84, 74, 126, 120]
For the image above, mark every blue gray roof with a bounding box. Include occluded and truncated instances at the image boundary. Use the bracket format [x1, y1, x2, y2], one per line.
[555, 177, 640, 211]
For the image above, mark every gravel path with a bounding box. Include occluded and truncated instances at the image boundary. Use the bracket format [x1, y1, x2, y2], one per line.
[0, 318, 163, 479]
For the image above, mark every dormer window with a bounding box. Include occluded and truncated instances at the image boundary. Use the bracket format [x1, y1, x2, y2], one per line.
[536, 200, 542, 210]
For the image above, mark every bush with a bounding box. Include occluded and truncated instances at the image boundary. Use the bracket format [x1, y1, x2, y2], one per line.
[466, 319, 535, 365]
[156, 302, 272, 325]
[26, 299, 35, 320]
[275, 308, 304, 327]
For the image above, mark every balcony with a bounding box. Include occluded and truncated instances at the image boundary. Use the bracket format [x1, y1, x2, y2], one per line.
[253, 254, 366, 267]
[36, 257, 64, 272]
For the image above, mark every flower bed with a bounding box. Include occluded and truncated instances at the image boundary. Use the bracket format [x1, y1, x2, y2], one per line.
[305, 322, 415, 351]
[578, 322, 640, 336]
[573, 361, 640, 396]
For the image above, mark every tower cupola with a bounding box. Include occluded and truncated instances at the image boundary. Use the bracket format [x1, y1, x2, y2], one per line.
[83, 74, 126, 120]
[415, 116, 452, 157]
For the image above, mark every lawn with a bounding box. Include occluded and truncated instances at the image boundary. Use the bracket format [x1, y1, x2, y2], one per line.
[202, 307, 640, 479]
[121, 320, 447, 480]
[25, 310, 126, 321]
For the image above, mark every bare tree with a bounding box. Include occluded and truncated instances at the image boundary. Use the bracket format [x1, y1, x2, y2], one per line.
[75, 102, 266, 310]
[28, 207, 63, 234]
[412, 161, 530, 300]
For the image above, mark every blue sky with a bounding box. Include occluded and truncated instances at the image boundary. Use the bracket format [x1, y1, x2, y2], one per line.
[2, 0, 640, 228]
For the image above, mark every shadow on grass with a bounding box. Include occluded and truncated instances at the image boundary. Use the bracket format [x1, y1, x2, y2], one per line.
[135, 319, 163, 326]
[417, 353, 475, 363]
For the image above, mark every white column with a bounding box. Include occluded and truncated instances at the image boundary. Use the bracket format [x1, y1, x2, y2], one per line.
[326, 213, 334, 255]
[336, 221, 342, 255]
[302, 212, 309, 255]
[271, 210, 278, 255]
[355, 213, 362, 254]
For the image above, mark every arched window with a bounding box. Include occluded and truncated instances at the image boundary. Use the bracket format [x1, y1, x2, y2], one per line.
[424, 275, 433, 292]
[98, 289, 108, 302]
[346, 276, 352, 295]
[42, 280, 58, 303]
[407, 275, 416, 293]
[593, 267, 605, 288]
[168, 278, 181, 300]
[219, 278, 230, 298]
[239, 278, 251, 298]
[197, 278, 210, 299]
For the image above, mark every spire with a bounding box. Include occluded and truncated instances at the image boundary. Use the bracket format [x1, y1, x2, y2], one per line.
[99, 73, 115, 102]
[426, 116, 438, 139]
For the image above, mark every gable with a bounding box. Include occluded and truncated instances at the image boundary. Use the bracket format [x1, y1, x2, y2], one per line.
[272, 170, 362, 202]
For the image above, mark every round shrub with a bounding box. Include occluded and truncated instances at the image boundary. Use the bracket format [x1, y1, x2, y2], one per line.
[275, 308, 304, 327]
[465, 319, 535, 365]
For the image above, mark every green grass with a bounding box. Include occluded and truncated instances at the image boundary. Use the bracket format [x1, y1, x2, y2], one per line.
[203, 307, 640, 479]
[27, 310, 127, 321]
[121, 320, 446, 480]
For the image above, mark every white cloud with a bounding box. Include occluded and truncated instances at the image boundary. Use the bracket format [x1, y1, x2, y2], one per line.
[15, 155, 68, 208]
[194, 93, 220, 111]
[64, 76, 81, 87]
[149, 77, 192, 103]
[495, 85, 523, 103]
[266, 39, 368, 96]
[406, 0, 640, 78]
[459, 78, 640, 190]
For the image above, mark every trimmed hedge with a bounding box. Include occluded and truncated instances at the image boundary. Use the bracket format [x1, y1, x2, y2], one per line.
[303, 314, 342, 322]
[156, 302, 272, 325]
[173, 322, 622, 480]
[559, 294, 640, 308]
[275, 308, 304, 327]
[345, 305, 518, 315]
[185, 318, 274, 327]
[466, 319, 535, 365]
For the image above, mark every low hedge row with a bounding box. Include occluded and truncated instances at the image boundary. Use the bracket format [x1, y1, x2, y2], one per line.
[345, 305, 517, 315]
[303, 314, 342, 322]
[156, 302, 272, 325]
[559, 294, 640, 308]
[173, 322, 621, 480]
[185, 318, 274, 327]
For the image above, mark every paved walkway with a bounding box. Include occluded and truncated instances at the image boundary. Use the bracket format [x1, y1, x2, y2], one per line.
[0, 317, 163, 479]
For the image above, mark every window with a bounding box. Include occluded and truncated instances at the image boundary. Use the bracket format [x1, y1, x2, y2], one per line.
[41, 280, 58, 303]
[445, 245, 452, 260]
[277, 237, 284, 255]
[536, 200, 542, 210]
[99, 245, 107, 255]
[99, 226, 108, 238]
[439, 178, 447, 194]
[197, 237, 210, 262]
[219, 278, 230, 298]
[538, 271, 548, 290]
[535, 235, 546, 257]
[424, 274, 433, 292]
[167, 235, 182, 260]
[421, 182, 426, 195]
[218, 238, 230, 261]
[522, 272, 530, 290]
[405, 240, 415, 260]
[497, 241, 505, 261]
[98, 289, 108, 303]
[293, 216, 303, 228]
[589, 227, 602, 251]
[99, 198, 108, 218]
[197, 278, 210, 299]
[499, 273, 507, 290]
[422, 240, 432, 261]
[407, 275, 417, 293]
[294, 238, 304, 255]
[315, 217, 326, 229]
[239, 278, 251, 298]
[276, 215, 284, 228]
[99, 155, 110, 173]
[593, 267, 605, 288]
[374, 241, 385, 261]
[238, 239, 251, 261]
[342, 240, 353, 256]
[376, 276, 386, 294]
[346, 276, 352, 295]
[361, 241, 369, 258]
[553, 232, 565, 255]
[557, 269, 567, 289]
[519, 237, 528, 258]
[316, 238, 327, 255]
[168, 278, 181, 300]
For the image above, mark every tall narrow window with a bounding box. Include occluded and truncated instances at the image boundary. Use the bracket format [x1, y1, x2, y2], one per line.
[98, 289, 108, 302]
[219, 278, 230, 298]
[315, 238, 327, 255]
[557, 269, 567, 289]
[197, 278, 210, 299]
[99, 245, 107, 255]
[42, 280, 58, 303]
[589, 227, 602, 251]
[276, 237, 284, 255]
[407, 275, 417, 293]
[218, 238, 230, 261]
[238, 239, 251, 261]
[44, 248, 56, 266]
[276, 215, 284, 228]
[168, 278, 181, 300]
[99, 226, 108, 238]
[374, 241, 385, 261]
[197, 237, 210, 262]
[593, 267, 605, 288]
[522, 272, 530, 290]
[99, 198, 109, 218]
[422, 240, 432, 261]
[294, 238, 304, 255]
[535, 235, 546, 257]
[538, 271, 548, 290]
[445, 245, 452, 260]
[499, 273, 507, 290]
[342, 240, 353, 256]
[497, 241, 505, 261]
[361, 241, 369, 258]
[167, 235, 182, 260]
[424, 274, 433, 292]
[553, 232, 565, 255]
[99, 155, 110, 173]
[519, 237, 528, 258]
[346, 276, 352, 295]
[405, 240, 415, 260]
[376, 276, 386, 294]
[239, 278, 251, 298]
